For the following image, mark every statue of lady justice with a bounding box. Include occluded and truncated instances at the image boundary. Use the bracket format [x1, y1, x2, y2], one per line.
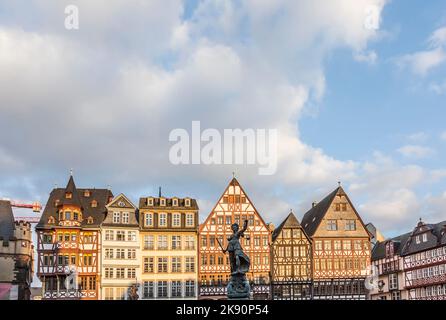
[217, 219, 251, 299]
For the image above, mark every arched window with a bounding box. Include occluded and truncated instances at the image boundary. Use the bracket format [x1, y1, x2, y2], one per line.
[87, 216, 94, 224]
[91, 200, 98, 208]
[48, 216, 55, 224]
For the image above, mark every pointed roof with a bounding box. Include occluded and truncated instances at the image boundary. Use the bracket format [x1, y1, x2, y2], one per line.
[199, 176, 269, 232]
[272, 211, 303, 242]
[301, 186, 341, 237]
[0, 200, 15, 241]
[60, 175, 82, 208]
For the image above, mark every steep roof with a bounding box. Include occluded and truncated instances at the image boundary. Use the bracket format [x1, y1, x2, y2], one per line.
[401, 220, 446, 256]
[371, 232, 411, 261]
[36, 176, 113, 229]
[60, 175, 83, 208]
[272, 211, 302, 242]
[301, 187, 341, 237]
[0, 200, 15, 241]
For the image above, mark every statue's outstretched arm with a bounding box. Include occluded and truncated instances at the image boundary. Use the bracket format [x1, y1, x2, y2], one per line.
[241, 219, 248, 233]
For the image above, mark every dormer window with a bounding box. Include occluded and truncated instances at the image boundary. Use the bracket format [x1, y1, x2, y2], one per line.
[87, 216, 94, 224]
[422, 233, 428, 242]
[416, 236, 420, 244]
[172, 198, 178, 206]
[73, 212, 79, 221]
[65, 211, 71, 220]
[160, 198, 166, 206]
[91, 200, 98, 208]
[54, 199, 60, 207]
[48, 216, 55, 224]
[148, 197, 154, 206]
[185, 198, 191, 207]
[385, 242, 394, 258]
[84, 190, 90, 197]
[65, 192, 72, 199]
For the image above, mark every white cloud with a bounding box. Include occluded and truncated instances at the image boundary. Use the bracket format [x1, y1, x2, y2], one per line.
[397, 26, 446, 76]
[397, 144, 435, 159]
[353, 50, 378, 64]
[441, 131, 446, 141]
[407, 131, 429, 142]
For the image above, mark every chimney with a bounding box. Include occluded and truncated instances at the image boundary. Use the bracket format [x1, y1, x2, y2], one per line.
[312, 201, 318, 208]
[159, 186, 162, 198]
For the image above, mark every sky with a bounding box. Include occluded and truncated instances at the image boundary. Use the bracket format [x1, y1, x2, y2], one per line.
[1, 0, 446, 240]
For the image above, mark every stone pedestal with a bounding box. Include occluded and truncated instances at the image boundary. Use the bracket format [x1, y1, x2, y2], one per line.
[227, 273, 250, 300]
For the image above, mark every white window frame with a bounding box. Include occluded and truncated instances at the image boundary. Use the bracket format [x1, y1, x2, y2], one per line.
[122, 212, 129, 224]
[159, 213, 167, 227]
[145, 213, 153, 227]
[186, 213, 194, 227]
[172, 213, 181, 227]
[113, 212, 120, 224]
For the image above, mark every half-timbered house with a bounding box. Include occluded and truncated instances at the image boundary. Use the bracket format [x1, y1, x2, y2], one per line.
[36, 175, 113, 300]
[270, 210, 312, 300]
[198, 177, 271, 299]
[401, 219, 446, 300]
[301, 185, 371, 299]
[370, 233, 410, 300]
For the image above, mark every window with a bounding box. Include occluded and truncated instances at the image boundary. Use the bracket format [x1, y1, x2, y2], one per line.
[105, 288, 113, 300]
[157, 281, 168, 298]
[171, 281, 182, 297]
[226, 216, 231, 225]
[159, 213, 167, 227]
[65, 192, 72, 199]
[64, 233, 70, 242]
[185, 280, 195, 297]
[324, 240, 332, 251]
[145, 213, 153, 227]
[201, 236, 207, 247]
[422, 233, 428, 242]
[186, 213, 194, 227]
[335, 203, 340, 211]
[334, 240, 342, 250]
[327, 220, 337, 231]
[105, 248, 114, 259]
[416, 236, 420, 244]
[113, 212, 120, 224]
[144, 235, 154, 250]
[127, 231, 137, 241]
[143, 281, 154, 298]
[172, 198, 178, 206]
[84, 190, 90, 197]
[147, 197, 154, 206]
[82, 254, 92, 266]
[87, 216, 94, 224]
[217, 216, 224, 225]
[105, 268, 113, 279]
[122, 212, 129, 224]
[65, 211, 71, 220]
[172, 213, 181, 227]
[116, 249, 125, 259]
[116, 230, 125, 241]
[105, 230, 114, 241]
[172, 257, 181, 272]
[160, 198, 166, 206]
[144, 257, 154, 273]
[254, 236, 261, 246]
[389, 273, 398, 290]
[73, 212, 78, 221]
[185, 257, 195, 272]
[116, 268, 125, 279]
[345, 220, 356, 231]
[158, 257, 168, 273]
[158, 235, 168, 250]
[315, 241, 323, 252]
[128, 249, 136, 259]
[48, 216, 55, 224]
[172, 235, 181, 250]
[185, 236, 195, 250]
[185, 198, 191, 207]
[343, 240, 351, 250]
[115, 287, 126, 300]
[43, 233, 53, 243]
[91, 200, 97, 208]
[127, 268, 136, 279]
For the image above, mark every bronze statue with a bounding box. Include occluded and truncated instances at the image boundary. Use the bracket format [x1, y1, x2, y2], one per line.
[218, 219, 251, 299]
[128, 283, 139, 300]
[223, 220, 250, 275]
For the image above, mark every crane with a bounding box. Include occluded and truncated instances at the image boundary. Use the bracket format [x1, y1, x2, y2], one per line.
[2, 199, 43, 224]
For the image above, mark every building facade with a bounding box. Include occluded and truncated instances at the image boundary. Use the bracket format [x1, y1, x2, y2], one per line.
[401, 219, 446, 300]
[199, 178, 271, 298]
[270, 211, 312, 300]
[36, 175, 113, 300]
[139, 194, 199, 299]
[370, 233, 409, 300]
[101, 194, 141, 300]
[301, 186, 371, 299]
[0, 200, 34, 300]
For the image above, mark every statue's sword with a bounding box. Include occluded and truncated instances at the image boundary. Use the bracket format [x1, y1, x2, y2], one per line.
[216, 237, 225, 253]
